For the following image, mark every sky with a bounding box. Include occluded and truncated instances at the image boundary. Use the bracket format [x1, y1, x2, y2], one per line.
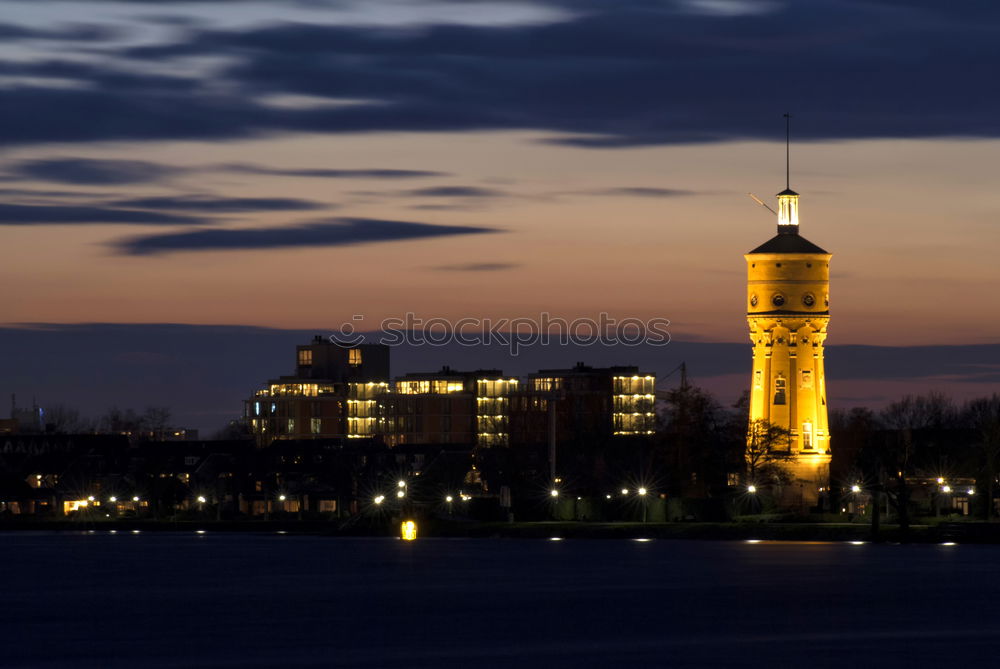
[1, 0, 998, 430]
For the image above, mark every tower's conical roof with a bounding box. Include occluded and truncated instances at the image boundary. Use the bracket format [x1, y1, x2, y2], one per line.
[747, 232, 827, 254]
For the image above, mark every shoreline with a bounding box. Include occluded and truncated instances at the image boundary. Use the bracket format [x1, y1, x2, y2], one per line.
[3, 519, 1000, 543]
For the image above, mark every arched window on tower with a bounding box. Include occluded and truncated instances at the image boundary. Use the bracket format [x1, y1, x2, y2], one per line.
[774, 376, 787, 405]
[802, 421, 813, 450]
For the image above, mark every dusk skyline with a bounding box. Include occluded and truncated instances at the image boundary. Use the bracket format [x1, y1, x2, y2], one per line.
[2, 0, 999, 431]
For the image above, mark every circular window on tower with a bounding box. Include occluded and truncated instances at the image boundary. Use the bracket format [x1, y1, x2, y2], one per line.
[750, 295, 758, 307]
[771, 293, 786, 307]
[802, 293, 815, 307]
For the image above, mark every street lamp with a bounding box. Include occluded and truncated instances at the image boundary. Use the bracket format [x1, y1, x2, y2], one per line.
[851, 484, 861, 494]
[747, 485, 757, 494]
[638, 487, 648, 523]
[550, 489, 559, 498]
[373, 494, 385, 505]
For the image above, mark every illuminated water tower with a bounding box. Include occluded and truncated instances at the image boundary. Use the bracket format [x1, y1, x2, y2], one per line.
[745, 117, 831, 506]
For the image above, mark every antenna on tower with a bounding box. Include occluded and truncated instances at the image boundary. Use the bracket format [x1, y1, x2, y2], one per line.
[783, 112, 791, 190]
[747, 192, 777, 215]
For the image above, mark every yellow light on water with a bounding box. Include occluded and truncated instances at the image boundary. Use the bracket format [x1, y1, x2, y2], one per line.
[401, 520, 417, 541]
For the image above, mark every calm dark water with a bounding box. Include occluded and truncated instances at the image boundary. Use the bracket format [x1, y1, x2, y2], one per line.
[2, 532, 999, 668]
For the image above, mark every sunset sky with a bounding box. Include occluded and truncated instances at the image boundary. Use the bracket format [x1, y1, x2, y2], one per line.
[2, 0, 998, 429]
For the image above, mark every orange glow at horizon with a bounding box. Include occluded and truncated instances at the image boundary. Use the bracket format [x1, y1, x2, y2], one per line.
[2, 133, 999, 347]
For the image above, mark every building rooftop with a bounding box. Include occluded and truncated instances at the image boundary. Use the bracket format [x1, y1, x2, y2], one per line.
[748, 231, 828, 254]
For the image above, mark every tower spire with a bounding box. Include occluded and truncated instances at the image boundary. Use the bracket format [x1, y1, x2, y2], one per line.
[784, 112, 791, 190]
[777, 112, 799, 233]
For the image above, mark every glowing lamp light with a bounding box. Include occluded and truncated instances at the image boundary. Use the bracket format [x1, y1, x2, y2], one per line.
[747, 485, 757, 494]
[606, 494, 612, 500]
[197, 496, 207, 504]
[851, 485, 861, 493]
[278, 494, 287, 501]
[109, 496, 117, 503]
[638, 487, 648, 496]
[942, 485, 952, 494]
[968, 488, 976, 495]
[396, 490, 405, 498]
[550, 489, 559, 498]
[621, 488, 629, 496]
[936, 477, 945, 484]
[87, 495, 95, 502]
[397, 480, 406, 488]
[373, 495, 385, 505]
[132, 496, 140, 502]
[401, 520, 417, 541]
[445, 495, 454, 503]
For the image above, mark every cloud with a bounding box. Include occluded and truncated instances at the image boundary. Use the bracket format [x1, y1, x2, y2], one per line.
[0, 23, 120, 42]
[0, 203, 208, 226]
[432, 262, 520, 271]
[218, 163, 448, 179]
[108, 195, 331, 213]
[3, 2, 1000, 147]
[12, 158, 184, 185]
[583, 187, 695, 198]
[113, 217, 500, 255]
[0, 187, 110, 199]
[404, 186, 506, 198]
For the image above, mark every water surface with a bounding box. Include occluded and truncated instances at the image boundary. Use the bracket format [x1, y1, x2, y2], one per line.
[2, 533, 998, 668]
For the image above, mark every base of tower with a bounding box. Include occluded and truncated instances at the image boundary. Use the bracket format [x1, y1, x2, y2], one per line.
[771, 458, 831, 513]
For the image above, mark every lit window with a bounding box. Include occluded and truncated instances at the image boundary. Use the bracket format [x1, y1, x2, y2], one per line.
[774, 377, 786, 405]
[349, 349, 362, 366]
[311, 418, 321, 435]
[287, 418, 295, 434]
[802, 422, 813, 449]
[298, 349, 313, 366]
